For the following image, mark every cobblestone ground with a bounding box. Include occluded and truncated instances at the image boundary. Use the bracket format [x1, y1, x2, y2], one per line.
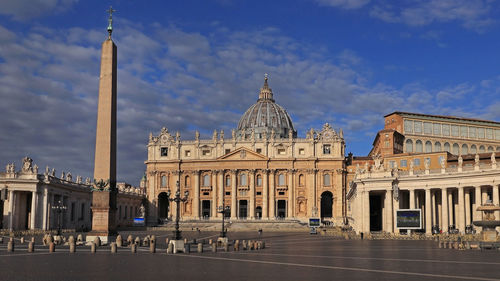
[1, 231, 500, 281]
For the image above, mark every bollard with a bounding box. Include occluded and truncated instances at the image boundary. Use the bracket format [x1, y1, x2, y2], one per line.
[143, 236, 150, 247]
[150, 241, 156, 253]
[127, 235, 134, 246]
[234, 241, 239, 251]
[131, 243, 137, 253]
[438, 241, 442, 248]
[184, 238, 188, 244]
[165, 238, 169, 246]
[28, 241, 34, 253]
[7, 241, 14, 252]
[20, 237, 24, 244]
[135, 237, 140, 245]
[224, 242, 229, 252]
[116, 235, 123, 247]
[197, 243, 203, 253]
[77, 234, 83, 243]
[49, 242, 55, 253]
[111, 242, 117, 253]
[69, 242, 76, 253]
[90, 242, 96, 253]
[242, 240, 247, 250]
[167, 242, 173, 254]
[68, 235, 75, 245]
[209, 239, 213, 245]
[184, 243, 190, 254]
[212, 243, 217, 253]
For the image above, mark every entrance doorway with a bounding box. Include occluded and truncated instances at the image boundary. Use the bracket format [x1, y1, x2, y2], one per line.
[255, 206, 262, 219]
[277, 200, 286, 218]
[202, 200, 211, 219]
[369, 194, 383, 232]
[158, 192, 169, 223]
[320, 191, 333, 219]
[239, 200, 248, 219]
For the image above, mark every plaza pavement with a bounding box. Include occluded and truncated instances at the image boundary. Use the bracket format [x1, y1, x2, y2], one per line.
[0, 231, 499, 281]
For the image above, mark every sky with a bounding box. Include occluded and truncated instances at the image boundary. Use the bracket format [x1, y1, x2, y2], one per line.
[0, 0, 499, 185]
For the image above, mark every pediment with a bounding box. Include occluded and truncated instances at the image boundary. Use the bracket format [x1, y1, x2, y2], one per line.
[217, 147, 268, 161]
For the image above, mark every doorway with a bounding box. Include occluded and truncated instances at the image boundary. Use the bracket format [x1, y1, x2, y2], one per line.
[277, 200, 286, 218]
[239, 200, 248, 219]
[202, 200, 211, 219]
[157, 192, 169, 222]
[369, 194, 383, 232]
[320, 191, 333, 218]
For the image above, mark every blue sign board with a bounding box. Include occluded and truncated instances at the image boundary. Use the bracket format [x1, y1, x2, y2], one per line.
[133, 217, 145, 226]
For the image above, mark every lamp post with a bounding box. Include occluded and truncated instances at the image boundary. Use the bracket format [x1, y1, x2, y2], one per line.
[217, 203, 230, 238]
[167, 181, 189, 240]
[51, 200, 67, 236]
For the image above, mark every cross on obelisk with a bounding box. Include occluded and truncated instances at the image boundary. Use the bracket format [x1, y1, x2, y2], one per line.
[87, 9, 118, 245]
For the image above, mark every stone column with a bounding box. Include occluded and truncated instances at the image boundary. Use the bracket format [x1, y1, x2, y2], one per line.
[231, 170, 237, 219]
[393, 191, 399, 233]
[385, 189, 393, 233]
[211, 171, 217, 219]
[441, 188, 448, 233]
[457, 187, 465, 233]
[464, 189, 471, 227]
[249, 170, 255, 219]
[287, 170, 294, 218]
[8, 190, 15, 230]
[42, 188, 48, 230]
[194, 171, 200, 219]
[361, 190, 370, 234]
[218, 171, 224, 218]
[448, 190, 454, 228]
[425, 189, 431, 235]
[30, 191, 38, 230]
[262, 170, 268, 219]
[269, 170, 275, 219]
[409, 189, 415, 209]
[474, 186, 482, 222]
[431, 190, 436, 227]
[313, 169, 317, 216]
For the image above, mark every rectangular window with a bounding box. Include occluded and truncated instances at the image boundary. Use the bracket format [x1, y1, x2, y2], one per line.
[278, 191, 285, 196]
[225, 176, 231, 187]
[256, 191, 262, 196]
[451, 125, 459, 137]
[256, 148, 262, 154]
[425, 157, 431, 165]
[404, 120, 413, 133]
[433, 123, 441, 135]
[203, 192, 209, 196]
[225, 149, 231, 154]
[160, 147, 168, 156]
[424, 122, 432, 135]
[184, 150, 191, 157]
[278, 148, 286, 155]
[469, 127, 476, 138]
[384, 141, 390, 148]
[442, 124, 450, 136]
[414, 121, 422, 134]
[400, 160, 407, 167]
[225, 191, 230, 195]
[486, 128, 493, 139]
[460, 126, 468, 138]
[323, 145, 331, 155]
[478, 127, 485, 138]
[257, 177, 262, 186]
[202, 149, 211, 156]
[496, 129, 500, 140]
[413, 158, 421, 166]
[389, 160, 395, 168]
[438, 156, 445, 165]
[299, 148, 305, 155]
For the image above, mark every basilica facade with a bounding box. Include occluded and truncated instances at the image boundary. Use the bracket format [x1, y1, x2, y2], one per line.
[145, 77, 346, 224]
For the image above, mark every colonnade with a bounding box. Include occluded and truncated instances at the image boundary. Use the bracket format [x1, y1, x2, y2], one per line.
[361, 184, 500, 234]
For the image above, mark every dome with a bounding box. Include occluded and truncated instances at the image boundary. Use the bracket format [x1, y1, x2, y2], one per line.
[237, 76, 296, 139]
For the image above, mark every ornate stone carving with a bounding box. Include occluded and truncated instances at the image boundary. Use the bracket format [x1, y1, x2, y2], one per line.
[220, 130, 224, 141]
[22, 156, 33, 173]
[458, 155, 463, 168]
[195, 130, 200, 142]
[240, 150, 246, 159]
[66, 172, 72, 182]
[475, 153, 480, 166]
[491, 152, 496, 164]
[50, 168, 55, 177]
[76, 175, 82, 184]
[33, 164, 38, 174]
[6, 163, 15, 173]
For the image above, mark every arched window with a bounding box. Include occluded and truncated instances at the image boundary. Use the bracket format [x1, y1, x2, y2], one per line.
[278, 174, 285, 186]
[425, 141, 432, 153]
[203, 174, 210, 187]
[225, 175, 231, 187]
[434, 142, 441, 152]
[323, 173, 331, 186]
[298, 174, 305, 186]
[470, 145, 477, 154]
[461, 144, 468, 155]
[415, 140, 423, 153]
[256, 175, 262, 187]
[185, 175, 190, 187]
[479, 145, 485, 153]
[444, 142, 450, 152]
[240, 173, 247, 186]
[488, 146, 494, 152]
[405, 139, 413, 153]
[452, 143, 459, 155]
[161, 175, 167, 187]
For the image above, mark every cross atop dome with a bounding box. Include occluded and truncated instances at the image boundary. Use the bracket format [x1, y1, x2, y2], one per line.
[107, 6, 116, 39]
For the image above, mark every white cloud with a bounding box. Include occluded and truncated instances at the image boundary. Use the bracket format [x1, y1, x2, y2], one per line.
[315, 0, 371, 9]
[0, 0, 78, 21]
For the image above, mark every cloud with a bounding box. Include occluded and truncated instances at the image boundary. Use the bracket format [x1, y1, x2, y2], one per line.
[315, 0, 371, 9]
[0, 0, 78, 21]
[0, 19, 498, 185]
[370, 0, 495, 31]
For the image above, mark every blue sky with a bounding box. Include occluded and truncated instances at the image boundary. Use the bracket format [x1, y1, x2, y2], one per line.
[1, 0, 499, 185]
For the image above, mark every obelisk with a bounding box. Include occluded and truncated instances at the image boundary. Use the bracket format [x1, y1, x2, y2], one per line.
[87, 7, 118, 244]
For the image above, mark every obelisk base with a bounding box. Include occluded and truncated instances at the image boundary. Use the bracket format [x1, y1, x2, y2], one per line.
[87, 190, 117, 245]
